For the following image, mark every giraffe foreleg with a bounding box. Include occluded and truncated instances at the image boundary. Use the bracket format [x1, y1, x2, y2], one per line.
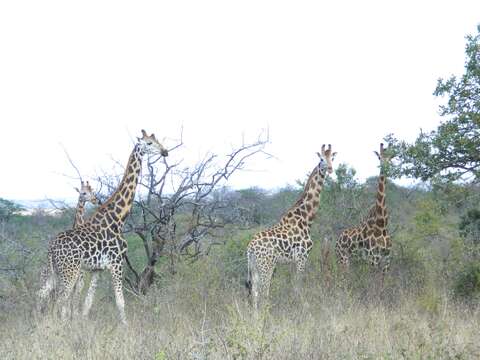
[109, 263, 127, 325]
[294, 255, 308, 296]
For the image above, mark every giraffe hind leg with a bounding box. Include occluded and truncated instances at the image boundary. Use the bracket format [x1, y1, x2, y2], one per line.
[71, 271, 85, 316]
[37, 254, 58, 315]
[380, 247, 391, 273]
[247, 251, 260, 309]
[37, 270, 55, 314]
[256, 261, 275, 311]
[58, 268, 81, 321]
[335, 246, 350, 271]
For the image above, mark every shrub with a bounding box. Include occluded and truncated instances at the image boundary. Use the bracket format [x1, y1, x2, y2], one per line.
[454, 261, 480, 299]
[459, 208, 480, 244]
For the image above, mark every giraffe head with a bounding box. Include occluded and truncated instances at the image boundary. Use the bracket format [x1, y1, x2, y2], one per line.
[374, 143, 393, 165]
[318, 144, 337, 174]
[138, 129, 169, 157]
[75, 181, 100, 205]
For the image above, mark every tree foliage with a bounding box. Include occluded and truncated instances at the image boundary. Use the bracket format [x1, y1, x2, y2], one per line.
[0, 198, 24, 222]
[459, 208, 480, 244]
[386, 25, 480, 183]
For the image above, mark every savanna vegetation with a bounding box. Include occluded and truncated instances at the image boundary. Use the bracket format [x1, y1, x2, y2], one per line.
[1, 26, 480, 360]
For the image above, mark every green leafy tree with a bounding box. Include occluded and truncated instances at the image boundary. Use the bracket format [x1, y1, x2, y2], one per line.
[317, 164, 370, 237]
[459, 209, 480, 244]
[386, 25, 480, 183]
[0, 198, 24, 222]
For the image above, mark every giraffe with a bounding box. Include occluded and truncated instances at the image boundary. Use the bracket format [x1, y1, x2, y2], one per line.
[38, 130, 168, 324]
[73, 180, 99, 228]
[37, 180, 100, 314]
[335, 143, 392, 272]
[246, 145, 336, 309]
[71, 180, 101, 312]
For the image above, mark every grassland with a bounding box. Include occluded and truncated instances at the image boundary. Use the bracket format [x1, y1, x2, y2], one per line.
[2, 250, 480, 360]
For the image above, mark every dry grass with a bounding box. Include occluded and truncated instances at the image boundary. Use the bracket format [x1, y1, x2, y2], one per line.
[2, 262, 480, 360]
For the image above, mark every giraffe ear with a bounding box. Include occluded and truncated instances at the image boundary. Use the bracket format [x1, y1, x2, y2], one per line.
[374, 151, 380, 159]
[332, 152, 337, 159]
[75, 187, 80, 194]
[141, 129, 148, 138]
[316, 152, 322, 159]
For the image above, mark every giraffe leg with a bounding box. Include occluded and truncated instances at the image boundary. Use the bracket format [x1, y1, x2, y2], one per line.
[71, 272, 84, 316]
[37, 270, 55, 314]
[251, 267, 260, 310]
[109, 264, 127, 325]
[250, 255, 274, 311]
[58, 270, 81, 321]
[247, 251, 260, 309]
[37, 254, 56, 314]
[257, 265, 274, 310]
[294, 256, 307, 296]
[83, 272, 99, 317]
[336, 249, 350, 272]
[381, 248, 391, 274]
[369, 252, 380, 268]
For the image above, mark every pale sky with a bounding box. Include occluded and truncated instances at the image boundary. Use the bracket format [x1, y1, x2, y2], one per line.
[1, 1, 479, 201]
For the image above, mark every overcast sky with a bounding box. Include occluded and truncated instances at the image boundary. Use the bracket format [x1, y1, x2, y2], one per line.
[0, 1, 479, 201]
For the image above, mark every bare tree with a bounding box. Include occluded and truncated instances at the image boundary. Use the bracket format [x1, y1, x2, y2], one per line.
[95, 131, 270, 294]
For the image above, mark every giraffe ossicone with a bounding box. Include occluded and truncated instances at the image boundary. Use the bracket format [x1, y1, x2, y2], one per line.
[246, 145, 336, 310]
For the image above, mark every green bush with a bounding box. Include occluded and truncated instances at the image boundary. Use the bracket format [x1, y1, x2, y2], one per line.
[459, 208, 480, 244]
[454, 262, 480, 299]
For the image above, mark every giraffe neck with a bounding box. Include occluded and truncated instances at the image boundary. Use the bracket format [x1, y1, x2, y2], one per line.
[281, 165, 327, 228]
[89, 144, 144, 233]
[365, 166, 388, 229]
[374, 172, 388, 228]
[73, 197, 87, 228]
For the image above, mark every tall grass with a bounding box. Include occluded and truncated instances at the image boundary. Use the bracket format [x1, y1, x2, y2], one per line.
[2, 253, 480, 360]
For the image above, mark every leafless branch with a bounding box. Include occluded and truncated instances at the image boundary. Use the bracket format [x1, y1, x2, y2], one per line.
[60, 143, 83, 183]
[93, 129, 269, 294]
